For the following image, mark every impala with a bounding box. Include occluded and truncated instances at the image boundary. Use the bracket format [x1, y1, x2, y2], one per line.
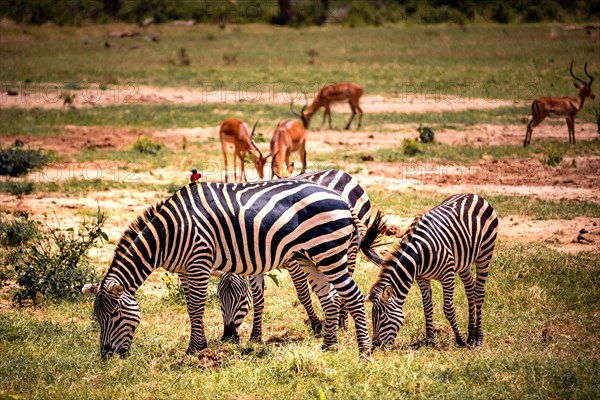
[269, 114, 307, 178]
[291, 82, 364, 130]
[219, 118, 269, 182]
[524, 61, 595, 147]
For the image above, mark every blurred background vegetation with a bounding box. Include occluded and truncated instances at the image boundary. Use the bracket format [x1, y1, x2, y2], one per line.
[0, 0, 598, 27]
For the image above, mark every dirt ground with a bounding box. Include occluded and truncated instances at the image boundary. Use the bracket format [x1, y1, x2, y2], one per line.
[1, 85, 514, 113]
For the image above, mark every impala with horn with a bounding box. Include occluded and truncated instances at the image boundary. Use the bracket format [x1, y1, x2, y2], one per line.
[524, 61, 595, 147]
[219, 118, 269, 182]
[291, 82, 364, 130]
[269, 113, 307, 179]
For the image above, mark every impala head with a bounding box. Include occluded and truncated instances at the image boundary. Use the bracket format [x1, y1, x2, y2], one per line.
[366, 285, 404, 347]
[570, 61, 595, 100]
[248, 120, 271, 179]
[289, 93, 310, 128]
[74, 280, 141, 359]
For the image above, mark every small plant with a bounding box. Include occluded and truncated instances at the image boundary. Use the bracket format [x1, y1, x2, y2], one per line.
[0, 143, 50, 177]
[305, 49, 319, 65]
[594, 105, 600, 133]
[162, 272, 186, 304]
[0, 181, 35, 196]
[132, 136, 165, 155]
[417, 125, 435, 143]
[179, 48, 190, 66]
[543, 145, 563, 167]
[0, 210, 108, 304]
[222, 53, 238, 66]
[402, 138, 423, 156]
[182, 136, 189, 151]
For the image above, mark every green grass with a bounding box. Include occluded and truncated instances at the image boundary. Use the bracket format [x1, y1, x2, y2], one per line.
[1, 244, 599, 399]
[370, 190, 600, 219]
[0, 24, 597, 100]
[343, 137, 600, 164]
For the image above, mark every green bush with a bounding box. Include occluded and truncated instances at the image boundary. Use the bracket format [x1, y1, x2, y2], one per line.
[343, 1, 380, 27]
[0, 210, 108, 304]
[0, 144, 50, 177]
[131, 136, 165, 155]
[543, 145, 563, 167]
[162, 272, 186, 304]
[490, 3, 515, 23]
[0, 181, 36, 196]
[402, 138, 423, 156]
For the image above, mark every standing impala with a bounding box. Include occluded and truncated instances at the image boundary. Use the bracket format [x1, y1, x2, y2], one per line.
[269, 112, 307, 178]
[219, 118, 268, 182]
[291, 82, 364, 130]
[524, 61, 595, 147]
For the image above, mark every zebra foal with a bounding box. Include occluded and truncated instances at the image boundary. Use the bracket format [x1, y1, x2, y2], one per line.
[367, 194, 498, 348]
[77, 179, 382, 358]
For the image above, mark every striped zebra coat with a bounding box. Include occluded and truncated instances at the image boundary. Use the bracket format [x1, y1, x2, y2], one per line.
[81, 179, 382, 358]
[367, 194, 498, 348]
[215, 170, 373, 343]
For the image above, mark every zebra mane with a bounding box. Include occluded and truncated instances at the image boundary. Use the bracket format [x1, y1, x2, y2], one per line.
[112, 201, 165, 260]
[367, 213, 423, 296]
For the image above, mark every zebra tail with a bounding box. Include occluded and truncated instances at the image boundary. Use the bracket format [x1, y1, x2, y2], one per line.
[357, 209, 388, 267]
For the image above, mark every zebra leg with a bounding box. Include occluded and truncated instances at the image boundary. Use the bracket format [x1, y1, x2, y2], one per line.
[300, 266, 340, 350]
[287, 261, 323, 336]
[249, 274, 265, 342]
[417, 279, 435, 344]
[459, 268, 477, 346]
[473, 254, 493, 348]
[337, 247, 357, 330]
[440, 275, 467, 347]
[184, 267, 211, 355]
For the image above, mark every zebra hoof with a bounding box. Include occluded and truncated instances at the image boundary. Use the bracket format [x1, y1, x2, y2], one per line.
[311, 320, 323, 337]
[186, 345, 206, 356]
[455, 338, 467, 348]
[249, 335, 263, 343]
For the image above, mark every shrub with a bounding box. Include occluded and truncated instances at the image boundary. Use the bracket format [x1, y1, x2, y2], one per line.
[131, 136, 165, 155]
[402, 138, 423, 156]
[417, 125, 435, 143]
[0, 210, 108, 304]
[0, 181, 35, 196]
[343, 1, 380, 28]
[162, 272, 186, 304]
[543, 146, 563, 167]
[0, 144, 50, 177]
[490, 3, 515, 23]
[0, 214, 39, 247]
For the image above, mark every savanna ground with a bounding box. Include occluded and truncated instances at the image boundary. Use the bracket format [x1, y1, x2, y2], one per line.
[1, 23, 600, 399]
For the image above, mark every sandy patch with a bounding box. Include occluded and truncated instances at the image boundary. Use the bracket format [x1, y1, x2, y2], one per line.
[1, 84, 515, 114]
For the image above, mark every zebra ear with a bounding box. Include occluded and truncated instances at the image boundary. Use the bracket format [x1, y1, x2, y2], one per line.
[381, 285, 394, 302]
[74, 283, 100, 295]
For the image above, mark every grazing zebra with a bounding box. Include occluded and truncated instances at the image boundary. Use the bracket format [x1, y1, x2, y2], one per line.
[367, 194, 498, 348]
[216, 169, 373, 343]
[77, 179, 383, 358]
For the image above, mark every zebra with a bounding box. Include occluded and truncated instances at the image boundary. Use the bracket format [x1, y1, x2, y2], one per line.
[215, 169, 373, 343]
[76, 179, 384, 358]
[366, 193, 498, 348]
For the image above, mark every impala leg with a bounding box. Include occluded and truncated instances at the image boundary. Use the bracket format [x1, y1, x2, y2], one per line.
[566, 116, 575, 144]
[299, 141, 307, 175]
[221, 140, 229, 182]
[356, 103, 363, 129]
[345, 103, 356, 130]
[286, 150, 293, 177]
[320, 107, 328, 130]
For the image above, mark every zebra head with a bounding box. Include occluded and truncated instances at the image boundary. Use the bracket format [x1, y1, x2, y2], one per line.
[216, 272, 250, 343]
[367, 285, 404, 347]
[75, 280, 141, 359]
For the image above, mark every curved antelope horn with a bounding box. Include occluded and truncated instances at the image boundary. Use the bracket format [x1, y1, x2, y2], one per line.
[290, 100, 301, 118]
[250, 119, 259, 137]
[584, 62, 594, 86]
[570, 60, 587, 85]
[301, 92, 308, 114]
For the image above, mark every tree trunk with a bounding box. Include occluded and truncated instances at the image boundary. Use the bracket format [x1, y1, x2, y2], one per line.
[278, 0, 293, 24]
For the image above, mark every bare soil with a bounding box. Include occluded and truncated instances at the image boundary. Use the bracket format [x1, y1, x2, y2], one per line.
[1, 85, 514, 114]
